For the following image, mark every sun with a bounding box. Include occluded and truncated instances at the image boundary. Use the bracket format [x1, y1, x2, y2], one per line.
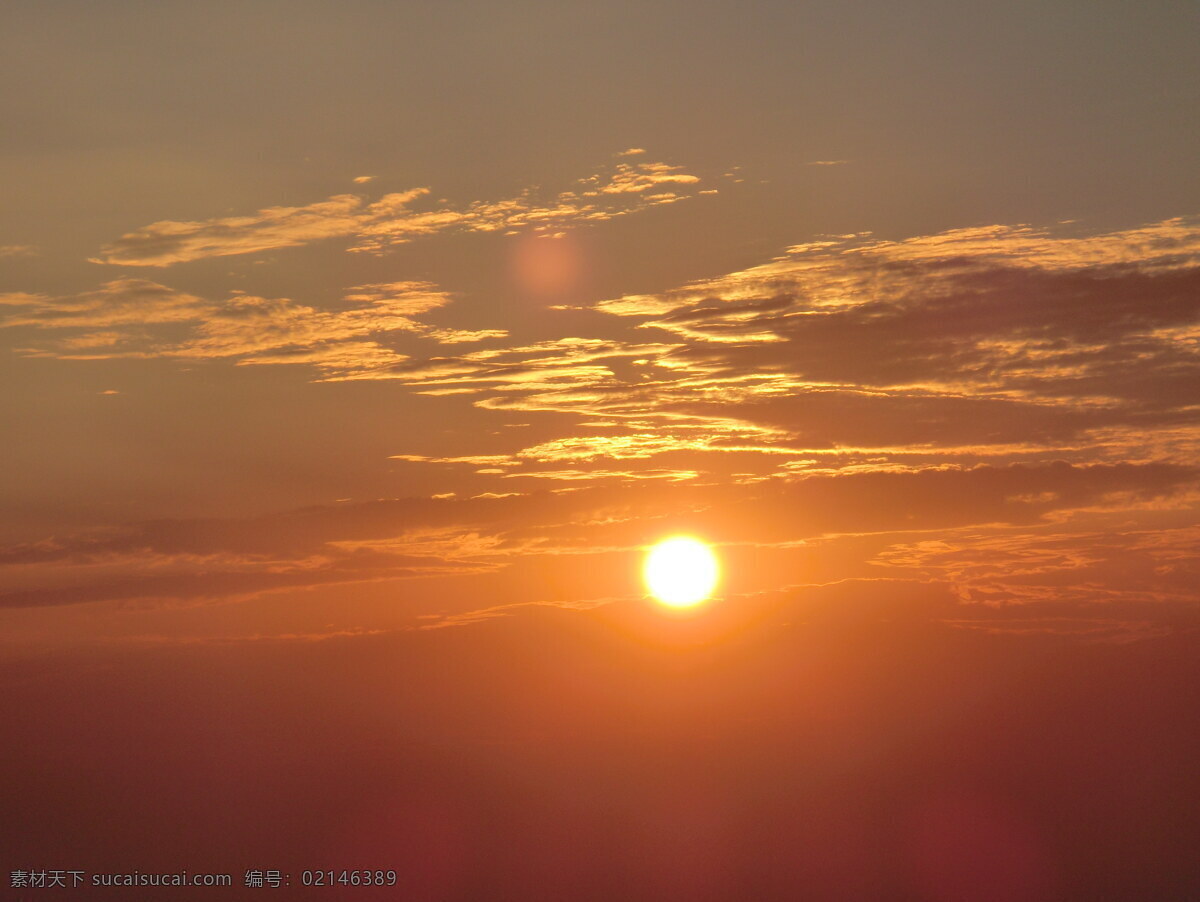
[644, 536, 720, 608]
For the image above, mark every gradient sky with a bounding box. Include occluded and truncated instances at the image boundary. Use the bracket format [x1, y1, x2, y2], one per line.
[3, 2, 1199, 898]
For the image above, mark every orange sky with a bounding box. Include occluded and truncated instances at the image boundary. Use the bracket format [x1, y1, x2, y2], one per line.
[2, 1, 1198, 898]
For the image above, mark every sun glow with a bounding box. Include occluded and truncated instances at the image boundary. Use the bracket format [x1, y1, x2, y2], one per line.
[644, 536, 720, 608]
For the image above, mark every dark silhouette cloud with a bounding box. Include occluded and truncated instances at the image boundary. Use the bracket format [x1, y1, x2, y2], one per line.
[3, 462, 1194, 622]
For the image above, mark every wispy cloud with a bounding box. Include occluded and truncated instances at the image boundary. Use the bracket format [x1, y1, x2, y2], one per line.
[338, 220, 1197, 481]
[595, 218, 1200, 318]
[91, 194, 375, 268]
[0, 279, 504, 370]
[91, 156, 711, 266]
[493, 217, 1200, 472]
[15, 217, 1200, 495]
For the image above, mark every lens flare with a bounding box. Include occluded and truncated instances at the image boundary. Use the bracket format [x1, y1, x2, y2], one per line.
[644, 536, 719, 608]
[510, 232, 585, 299]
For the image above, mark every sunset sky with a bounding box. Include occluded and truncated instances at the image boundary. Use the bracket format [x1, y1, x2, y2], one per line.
[3, 2, 1199, 898]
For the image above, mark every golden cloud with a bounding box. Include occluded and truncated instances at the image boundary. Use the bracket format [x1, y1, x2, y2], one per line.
[92, 157, 712, 266]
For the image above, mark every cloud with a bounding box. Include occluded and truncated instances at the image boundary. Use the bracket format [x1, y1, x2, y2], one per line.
[7, 215, 1197, 524]
[0, 244, 37, 258]
[91, 156, 712, 266]
[587, 161, 700, 196]
[0, 279, 504, 373]
[875, 519, 1200, 611]
[1, 462, 1193, 616]
[620, 246, 1200, 409]
[502, 468, 700, 483]
[487, 217, 1200, 472]
[249, 217, 1193, 482]
[596, 218, 1200, 318]
[0, 279, 205, 330]
[91, 193, 376, 267]
[17, 217, 1200, 490]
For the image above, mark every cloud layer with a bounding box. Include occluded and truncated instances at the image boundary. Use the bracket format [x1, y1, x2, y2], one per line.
[353, 217, 1200, 486]
[3, 462, 1195, 646]
[3, 215, 1197, 643]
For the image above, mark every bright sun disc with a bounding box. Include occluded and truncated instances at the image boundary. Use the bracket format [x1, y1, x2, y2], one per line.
[644, 536, 719, 608]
